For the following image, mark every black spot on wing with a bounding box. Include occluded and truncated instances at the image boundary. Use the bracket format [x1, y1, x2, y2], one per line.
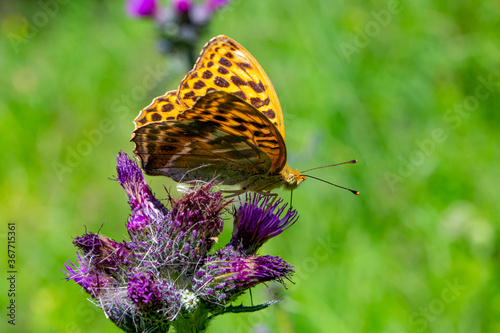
[193, 80, 206, 89]
[231, 75, 247, 86]
[248, 81, 265, 93]
[202, 70, 213, 79]
[263, 109, 276, 119]
[162, 103, 174, 112]
[219, 58, 232, 67]
[250, 97, 270, 108]
[214, 77, 229, 87]
[213, 115, 227, 122]
[184, 91, 195, 99]
[232, 91, 247, 100]
[217, 66, 229, 75]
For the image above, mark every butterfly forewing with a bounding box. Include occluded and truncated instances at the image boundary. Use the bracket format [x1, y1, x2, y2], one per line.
[176, 35, 286, 138]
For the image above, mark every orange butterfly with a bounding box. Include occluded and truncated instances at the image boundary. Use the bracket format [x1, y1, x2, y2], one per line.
[131, 35, 357, 194]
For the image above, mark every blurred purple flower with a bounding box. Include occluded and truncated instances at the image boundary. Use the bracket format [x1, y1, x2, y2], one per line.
[230, 194, 298, 255]
[205, 0, 232, 12]
[126, 0, 234, 65]
[173, 0, 193, 13]
[63, 151, 296, 332]
[126, 0, 158, 18]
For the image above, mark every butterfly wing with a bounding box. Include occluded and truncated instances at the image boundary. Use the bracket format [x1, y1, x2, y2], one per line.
[132, 91, 287, 184]
[176, 35, 286, 138]
[133, 90, 185, 128]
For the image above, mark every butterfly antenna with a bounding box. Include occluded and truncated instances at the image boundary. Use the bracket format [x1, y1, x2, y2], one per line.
[303, 174, 360, 195]
[300, 159, 357, 173]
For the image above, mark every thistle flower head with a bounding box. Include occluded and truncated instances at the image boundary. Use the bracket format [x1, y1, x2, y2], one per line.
[62, 237, 125, 298]
[63, 252, 105, 297]
[194, 246, 294, 303]
[230, 194, 298, 255]
[127, 272, 163, 309]
[63, 152, 297, 332]
[126, 0, 158, 18]
[116, 151, 168, 235]
[126, 0, 234, 64]
[173, 0, 193, 13]
[164, 183, 227, 266]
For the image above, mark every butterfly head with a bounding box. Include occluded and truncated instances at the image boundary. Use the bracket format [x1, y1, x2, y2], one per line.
[281, 166, 306, 190]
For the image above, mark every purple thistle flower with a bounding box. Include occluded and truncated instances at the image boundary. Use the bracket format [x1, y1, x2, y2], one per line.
[62, 253, 96, 293]
[169, 183, 227, 239]
[62, 251, 118, 298]
[64, 152, 297, 331]
[230, 194, 298, 255]
[173, 0, 193, 13]
[146, 182, 230, 270]
[190, 0, 233, 24]
[126, 0, 234, 66]
[73, 233, 134, 267]
[126, 0, 158, 18]
[116, 151, 168, 235]
[128, 272, 162, 308]
[195, 247, 294, 303]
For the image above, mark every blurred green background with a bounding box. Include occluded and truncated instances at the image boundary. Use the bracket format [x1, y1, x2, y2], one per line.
[1, 0, 499, 332]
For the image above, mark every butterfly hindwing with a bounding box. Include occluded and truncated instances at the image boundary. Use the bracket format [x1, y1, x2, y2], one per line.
[132, 91, 286, 184]
[179, 91, 286, 172]
[133, 121, 269, 184]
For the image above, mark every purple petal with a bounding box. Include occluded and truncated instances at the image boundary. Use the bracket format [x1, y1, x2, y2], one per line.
[173, 0, 193, 13]
[230, 193, 298, 254]
[115, 151, 168, 233]
[126, 0, 158, 18]
[194, 250, 294, 303]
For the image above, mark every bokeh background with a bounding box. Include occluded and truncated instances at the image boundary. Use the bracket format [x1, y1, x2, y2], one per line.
[1, 0, 499, 332]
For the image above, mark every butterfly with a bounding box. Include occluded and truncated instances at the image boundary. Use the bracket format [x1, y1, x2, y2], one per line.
[131, 35, 306, 193]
